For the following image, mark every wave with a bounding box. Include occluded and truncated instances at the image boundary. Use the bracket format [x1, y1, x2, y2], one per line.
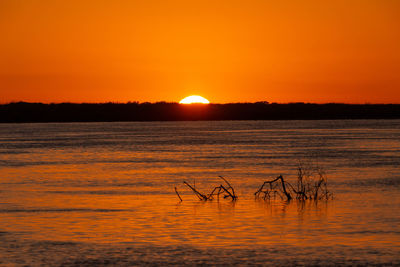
[347, 176, 400, 187]
[0, 208, 132, 213]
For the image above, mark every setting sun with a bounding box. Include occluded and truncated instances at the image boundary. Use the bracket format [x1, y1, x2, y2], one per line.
[179, 95, 210, 104]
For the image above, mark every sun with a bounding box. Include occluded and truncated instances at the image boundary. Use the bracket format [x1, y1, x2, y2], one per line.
[179, 95, 210, 104]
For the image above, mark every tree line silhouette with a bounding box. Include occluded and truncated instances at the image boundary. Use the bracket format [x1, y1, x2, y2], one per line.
[1, 101, 399, 122]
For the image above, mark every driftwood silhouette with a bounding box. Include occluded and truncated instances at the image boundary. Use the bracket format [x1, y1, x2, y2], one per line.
[254, 175, 292, 201]
[179, 176, 237, 202]
[183, 181, 208, 201]
[175, 166, 332, 202]
[255, 166, 332, 201]
[174, 187, 183, 202]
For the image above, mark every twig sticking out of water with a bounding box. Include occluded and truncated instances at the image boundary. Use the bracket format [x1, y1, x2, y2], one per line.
[255, 165, 333, 202]
[254, 175, 292, 201]
[174, 186, 183, 202]
[182, 176, 237, 201]
[207, 183, 237, 201]
[291, 162, 332, 201]
[183, 181, 208, 201]
[219, 176, 237, 199]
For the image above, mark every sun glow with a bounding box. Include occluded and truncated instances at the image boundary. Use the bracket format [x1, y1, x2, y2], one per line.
[179, 95, 210, 104]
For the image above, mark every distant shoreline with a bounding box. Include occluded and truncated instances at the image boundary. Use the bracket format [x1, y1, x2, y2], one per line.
[1, 102, 400, 123]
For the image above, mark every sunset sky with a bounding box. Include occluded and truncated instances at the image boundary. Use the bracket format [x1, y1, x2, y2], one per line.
[1, 0, 399, 104]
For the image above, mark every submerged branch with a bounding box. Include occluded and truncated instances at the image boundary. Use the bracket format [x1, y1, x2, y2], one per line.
[183, 181, 208, 201]
[219, 176, 237, 199]
[256, 163, 333, 202]
[174, 186, 183, 202]
[255, 175, 292, 201]
[182, 177, 237, 201]
[177, 167, 331, 203]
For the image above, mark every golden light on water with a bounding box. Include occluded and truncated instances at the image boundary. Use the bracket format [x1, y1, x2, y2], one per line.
[179, 95, 210, 104]
[1, 121, 400, 265]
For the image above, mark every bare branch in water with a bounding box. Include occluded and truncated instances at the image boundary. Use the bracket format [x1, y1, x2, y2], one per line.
[182, 177, 237, 201]
[177, 169, 331, 203]
[219, 176, 236, 196]
[183, 181, 208, 201]
[255, 163, 333, 202]
[174, 186, 183, 202]
[255, 175, 292, 201]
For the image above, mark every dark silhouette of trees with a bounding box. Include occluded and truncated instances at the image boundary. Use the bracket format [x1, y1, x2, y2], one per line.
[0, 101, 399, 123]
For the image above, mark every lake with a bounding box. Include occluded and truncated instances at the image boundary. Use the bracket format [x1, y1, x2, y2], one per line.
[0, 120, 399, 266]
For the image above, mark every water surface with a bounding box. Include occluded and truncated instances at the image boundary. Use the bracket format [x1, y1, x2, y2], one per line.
[0, 120, 399, 265]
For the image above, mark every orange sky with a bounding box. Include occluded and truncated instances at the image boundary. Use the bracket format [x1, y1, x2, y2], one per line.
[1, 0, 399, 104]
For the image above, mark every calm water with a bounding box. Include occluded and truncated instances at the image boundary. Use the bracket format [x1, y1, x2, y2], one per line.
[0, 120, 399, 266]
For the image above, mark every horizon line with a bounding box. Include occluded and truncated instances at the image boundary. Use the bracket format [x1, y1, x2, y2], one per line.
[2, 101, 400, 105]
